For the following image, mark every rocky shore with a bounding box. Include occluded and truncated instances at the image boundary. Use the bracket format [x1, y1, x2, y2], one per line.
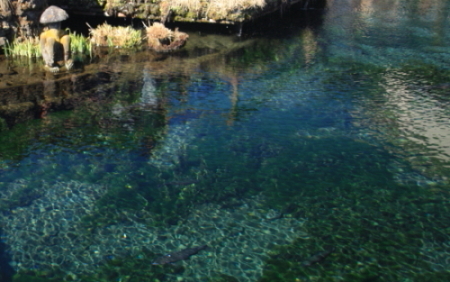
[0, 0, 324, 45]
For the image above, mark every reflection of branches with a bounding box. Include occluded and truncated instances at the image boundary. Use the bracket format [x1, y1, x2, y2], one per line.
[40, 79, 56, 119]
[226, 74, 239, 126]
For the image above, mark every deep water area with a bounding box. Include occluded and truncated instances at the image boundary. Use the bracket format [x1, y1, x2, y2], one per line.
[1, 0, 450, 281]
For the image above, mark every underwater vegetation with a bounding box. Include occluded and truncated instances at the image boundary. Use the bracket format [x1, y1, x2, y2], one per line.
[69, 31, 92, 57]
[254, 140, 450, 281]
[5, 131, 450, 281]
[2, 54, 450, 280]
[258, 176, 450, 281]
[10, 246, 174, 282]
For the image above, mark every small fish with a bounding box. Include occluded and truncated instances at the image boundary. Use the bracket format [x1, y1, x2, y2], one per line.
[266, 210, 285, 220]
[302, 247, 335, 267]
[152, 245, 208, 265]
[425, 83, 450, 90]
[411, 83, 450, 91]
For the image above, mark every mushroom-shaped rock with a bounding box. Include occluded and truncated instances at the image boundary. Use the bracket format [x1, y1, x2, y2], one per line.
[40, 5, 69, 28]
[39, 6, 72, 72]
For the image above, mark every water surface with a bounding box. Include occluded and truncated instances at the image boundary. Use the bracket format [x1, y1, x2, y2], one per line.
[1, 0, 450, 281]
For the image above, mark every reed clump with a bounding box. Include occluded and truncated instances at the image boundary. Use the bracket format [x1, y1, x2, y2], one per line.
[4, 32, 92, 58]
[89, 23, 142, 48]
[69, 31, 92, 56]
[4, 36, 41, 58]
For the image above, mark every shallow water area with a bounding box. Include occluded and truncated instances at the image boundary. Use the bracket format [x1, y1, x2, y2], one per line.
[1, 1, 450, 281]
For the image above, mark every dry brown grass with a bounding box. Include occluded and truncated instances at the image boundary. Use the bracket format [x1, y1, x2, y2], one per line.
[210, 0, 266, 11]
[146, 22, 173, 40]
[165, 0, 266, 13]
[145, 23, 189, 52]
[89, 23, 142, 48]
[167, 0, 202, 11]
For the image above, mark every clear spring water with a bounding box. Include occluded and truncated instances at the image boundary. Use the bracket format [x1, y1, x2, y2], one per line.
[1, 0, 450, 281]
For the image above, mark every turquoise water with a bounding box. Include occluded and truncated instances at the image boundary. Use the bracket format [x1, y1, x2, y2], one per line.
[1, 0, 450, 281]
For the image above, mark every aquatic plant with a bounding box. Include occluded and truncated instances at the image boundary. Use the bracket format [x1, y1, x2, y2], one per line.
[68, 30, 92, 57]
[4, 32, 92, 59]
[4, 36, 41, 58]
[11, 246, 180, 282]
[89, 23, 142, 48]
[249, 134, 450, 281]
[258, 182, 450, 281]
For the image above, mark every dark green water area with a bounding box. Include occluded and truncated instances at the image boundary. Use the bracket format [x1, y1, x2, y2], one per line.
[1, 0, 450, 281]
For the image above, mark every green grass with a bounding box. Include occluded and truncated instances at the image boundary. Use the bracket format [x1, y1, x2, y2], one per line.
[89, 23, 143, 48]
[4, 31, 92, 58]
[68, 30, 92, 57]
[4, 37, 41, 58]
